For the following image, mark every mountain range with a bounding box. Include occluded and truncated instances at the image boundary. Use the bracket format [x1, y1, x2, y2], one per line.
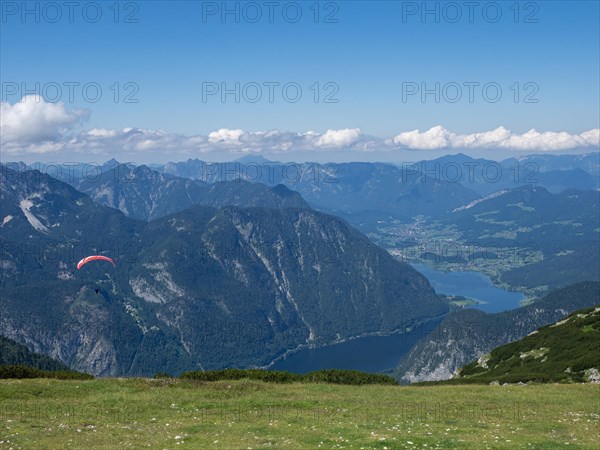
[416, 153, 599, 195]
[1, 153, 598, 382]
[72, 163, 308, 221]
[7, 153, 599, 229]
[162, 159, 481, 224]
[0, 166, 448, 376]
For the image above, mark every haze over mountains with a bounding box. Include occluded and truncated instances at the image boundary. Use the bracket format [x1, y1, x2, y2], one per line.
[162, 159, 480, 225]
[10, 152, 598, 225]
[416, 153, 600, 195]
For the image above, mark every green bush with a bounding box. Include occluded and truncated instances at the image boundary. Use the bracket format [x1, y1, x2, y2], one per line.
[0, 364, 93, 380]
[153, 371, 174, 379]
[180, 368, 397, 385]
[181, 368, 303, 383]
[304, 369, 397, 385]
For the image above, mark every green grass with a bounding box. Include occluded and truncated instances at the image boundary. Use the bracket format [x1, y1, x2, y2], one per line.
[1, 378, 598, 449]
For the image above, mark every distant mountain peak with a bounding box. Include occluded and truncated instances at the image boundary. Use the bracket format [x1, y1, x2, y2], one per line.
[234, 155, 274, 164]
[102, 158, 121, 168]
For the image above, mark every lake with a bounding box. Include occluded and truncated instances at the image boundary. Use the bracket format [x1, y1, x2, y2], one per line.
[411, 263, 525, 314]
[270, 317, 443, 374]
[270, 264, 523, 374]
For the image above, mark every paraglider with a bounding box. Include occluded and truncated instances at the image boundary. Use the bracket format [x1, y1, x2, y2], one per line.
[76, 255, 116, 270]
[77, 256, 115, 295]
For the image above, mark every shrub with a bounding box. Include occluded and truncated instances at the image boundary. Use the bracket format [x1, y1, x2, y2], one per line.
[154, 371, 174, 379]
[0, 364, 93, 380]
[304, 369, 397, 385]
[181, 368, 303, 383]
[180, 368, 397, 385]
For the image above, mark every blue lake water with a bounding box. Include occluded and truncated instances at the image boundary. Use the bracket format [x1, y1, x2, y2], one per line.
[270, 264, 523, 374]
[270, 318, 443, 374]
[411, 263, 525, 314]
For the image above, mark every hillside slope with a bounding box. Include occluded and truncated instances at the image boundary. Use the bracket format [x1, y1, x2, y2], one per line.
[0, 335, 71, 371]
[395, 281, 600, 383]
[447, 185, 600, 290]
[452, 305, 600, 384]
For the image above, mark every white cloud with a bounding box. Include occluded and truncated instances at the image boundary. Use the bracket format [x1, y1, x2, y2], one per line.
[87, 128, 118, 138]
[208, 128, 244, 144]
[581, 129, 600, 147]
[314, 128, 362, 148]
[392, 126, 600, 151]
[451, 127, 513, 148]
[1, 95, 89, 144]
[1, 97, 598, 157]
[393, 126, 450, 150]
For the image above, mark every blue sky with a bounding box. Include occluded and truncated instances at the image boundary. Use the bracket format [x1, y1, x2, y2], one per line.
[1, 1, 599, 162]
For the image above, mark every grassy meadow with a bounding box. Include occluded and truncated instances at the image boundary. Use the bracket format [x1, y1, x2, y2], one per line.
[1, 378, 598, 449]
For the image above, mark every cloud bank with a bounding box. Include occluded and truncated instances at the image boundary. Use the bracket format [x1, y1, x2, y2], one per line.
[392, 126, 600, 151]
[1, 98, 598, 157]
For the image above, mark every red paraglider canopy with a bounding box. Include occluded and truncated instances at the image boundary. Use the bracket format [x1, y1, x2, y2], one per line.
[77, 255, 116, 270]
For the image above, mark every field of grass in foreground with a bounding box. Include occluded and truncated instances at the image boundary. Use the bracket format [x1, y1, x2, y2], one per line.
[1, 378, 598, 449]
